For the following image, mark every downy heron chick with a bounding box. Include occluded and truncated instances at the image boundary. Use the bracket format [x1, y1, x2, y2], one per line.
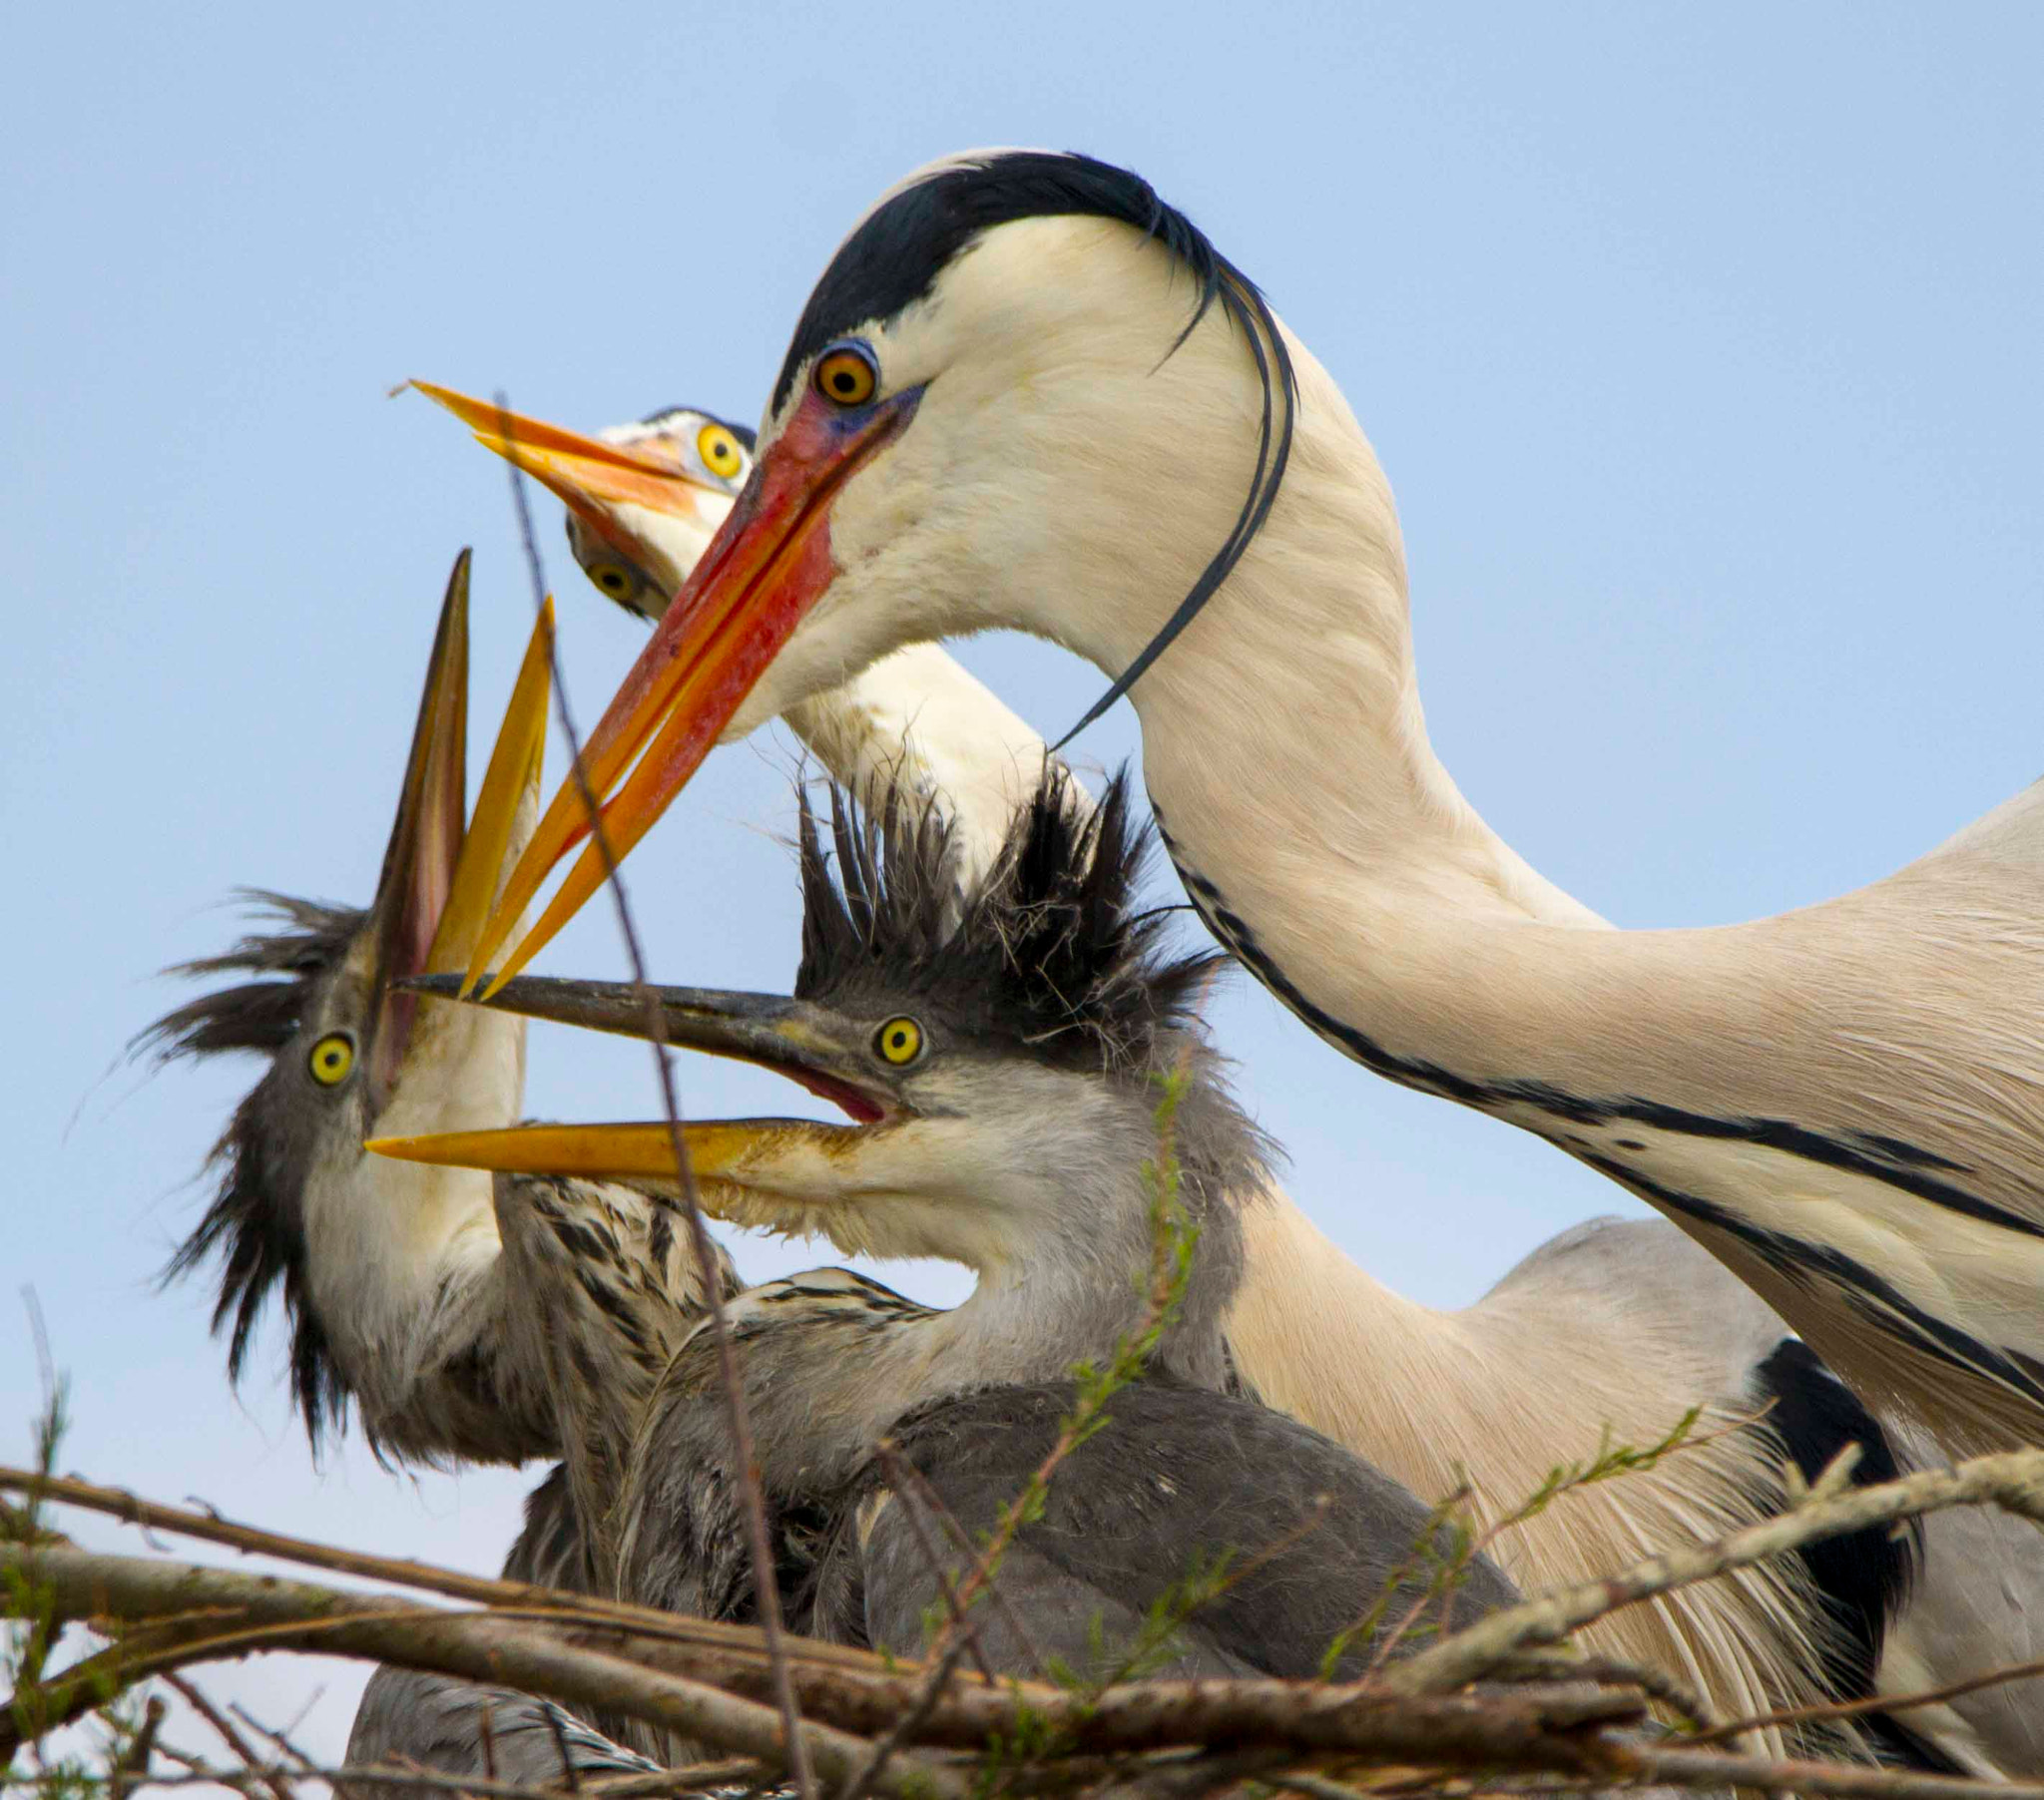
[143, 556, 741, 1784]
[469, 150, 2044, 1465]
[377, 769, 1521, 1681]
[412, 382, 1048, 882]
[140, 553, 737, 1486]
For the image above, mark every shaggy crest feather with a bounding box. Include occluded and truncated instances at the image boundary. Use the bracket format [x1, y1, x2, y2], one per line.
[796, 763, 1224, 1072]
[135, 891, 366, 1441]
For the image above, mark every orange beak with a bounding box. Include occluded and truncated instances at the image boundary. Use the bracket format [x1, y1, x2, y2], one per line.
[409, 380, 725, 584]
[458, 384, 925, 997]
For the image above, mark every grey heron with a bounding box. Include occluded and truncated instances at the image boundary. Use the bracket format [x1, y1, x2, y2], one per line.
[378, 767, 1968, 1761]
[462, 151, 2044, 1463]
[419, 392, 2043, 1767]
[376, 769, 1525, 1696]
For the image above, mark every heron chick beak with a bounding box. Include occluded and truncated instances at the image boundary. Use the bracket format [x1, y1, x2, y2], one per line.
[410, 381, 728, 591]
[366, 979, 916, 1226]
[362, 556, 556, 1109]
[462, 388, 924, 996]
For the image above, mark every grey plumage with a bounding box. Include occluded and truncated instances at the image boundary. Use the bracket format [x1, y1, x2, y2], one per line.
[827, 1379, 1514, 1679]
[142, 558, 738, 1471]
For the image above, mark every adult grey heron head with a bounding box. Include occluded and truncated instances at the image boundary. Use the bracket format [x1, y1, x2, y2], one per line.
[464, 150, 1310, 983]
[137, 554, 558, 1456]
[411, 385, 755, 621]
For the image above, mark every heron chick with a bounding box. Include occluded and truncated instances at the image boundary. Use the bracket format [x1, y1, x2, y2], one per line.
[378, 768, 1520, 1682]
[141, 552, 736, 1491]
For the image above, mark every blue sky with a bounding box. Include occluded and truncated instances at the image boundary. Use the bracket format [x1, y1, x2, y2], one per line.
[7, 1, 2042, 1768]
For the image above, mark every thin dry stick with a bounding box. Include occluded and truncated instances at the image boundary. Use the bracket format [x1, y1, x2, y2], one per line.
[1487, 1650, 1719, 1739]
[1691, 1648, 2044, 1747]
[110, 1693, 166, 1798]
[827, 1633, 980, 1800]
[161, 1671, 296, 1800]
[147, 1751, 541, 1800]
[874, 1447, 1048, 1679]
[494, 395, 813, 1800]
[1384, 1445, 2044, 1696]
[1625, 1745, 2044, 1800]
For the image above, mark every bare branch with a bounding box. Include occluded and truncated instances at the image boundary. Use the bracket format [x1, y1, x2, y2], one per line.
[494, 396, 813, 1800]
[1, 1545, 953, 1800]
[1691, 1650, 2044, 1748]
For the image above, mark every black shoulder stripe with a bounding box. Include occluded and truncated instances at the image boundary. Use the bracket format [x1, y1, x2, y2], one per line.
[1580, 1150, 2044, 1411]
[1163, 825, 2036, 1244]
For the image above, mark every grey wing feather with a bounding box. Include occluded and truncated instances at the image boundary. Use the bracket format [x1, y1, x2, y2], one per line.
[855, 1504, 1258, 1679]
[821, 1380, 1518, 1680]
[344, 1669, 660, 1788]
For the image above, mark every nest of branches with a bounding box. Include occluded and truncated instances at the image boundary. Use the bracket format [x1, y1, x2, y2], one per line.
[9, 1443, 2044, 1800]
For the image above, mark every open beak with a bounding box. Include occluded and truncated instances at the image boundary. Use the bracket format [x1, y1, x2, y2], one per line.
[363, 554, 556, 1100]
[362, 553, 471, 1098]
[410, 382, 728, 590]
[460, 387, 925, 997]
[365, 977, 911, 1192]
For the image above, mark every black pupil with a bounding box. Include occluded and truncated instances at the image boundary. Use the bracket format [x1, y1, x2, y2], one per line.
[833, 370, 856, 394]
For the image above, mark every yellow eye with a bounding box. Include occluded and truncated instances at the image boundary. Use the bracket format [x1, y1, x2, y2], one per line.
[588, 563, 636, 602]
[308, 1033, 355, 1087]
[697, 422, 746, 481]
[814, 345, 877, 408]
[874, 1017, 923, 1066]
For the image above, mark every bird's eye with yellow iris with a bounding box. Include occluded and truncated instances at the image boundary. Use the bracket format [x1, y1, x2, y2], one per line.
[874, 1016, 923, 1066]
[588, 563, 636, 602]
[308, 1032, 356, 1087]
[814, 344, 878, 408]
[697, 422, 746, 481]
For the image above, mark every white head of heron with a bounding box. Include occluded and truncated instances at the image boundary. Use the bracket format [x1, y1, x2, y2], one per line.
[562, 406, 756, 620]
